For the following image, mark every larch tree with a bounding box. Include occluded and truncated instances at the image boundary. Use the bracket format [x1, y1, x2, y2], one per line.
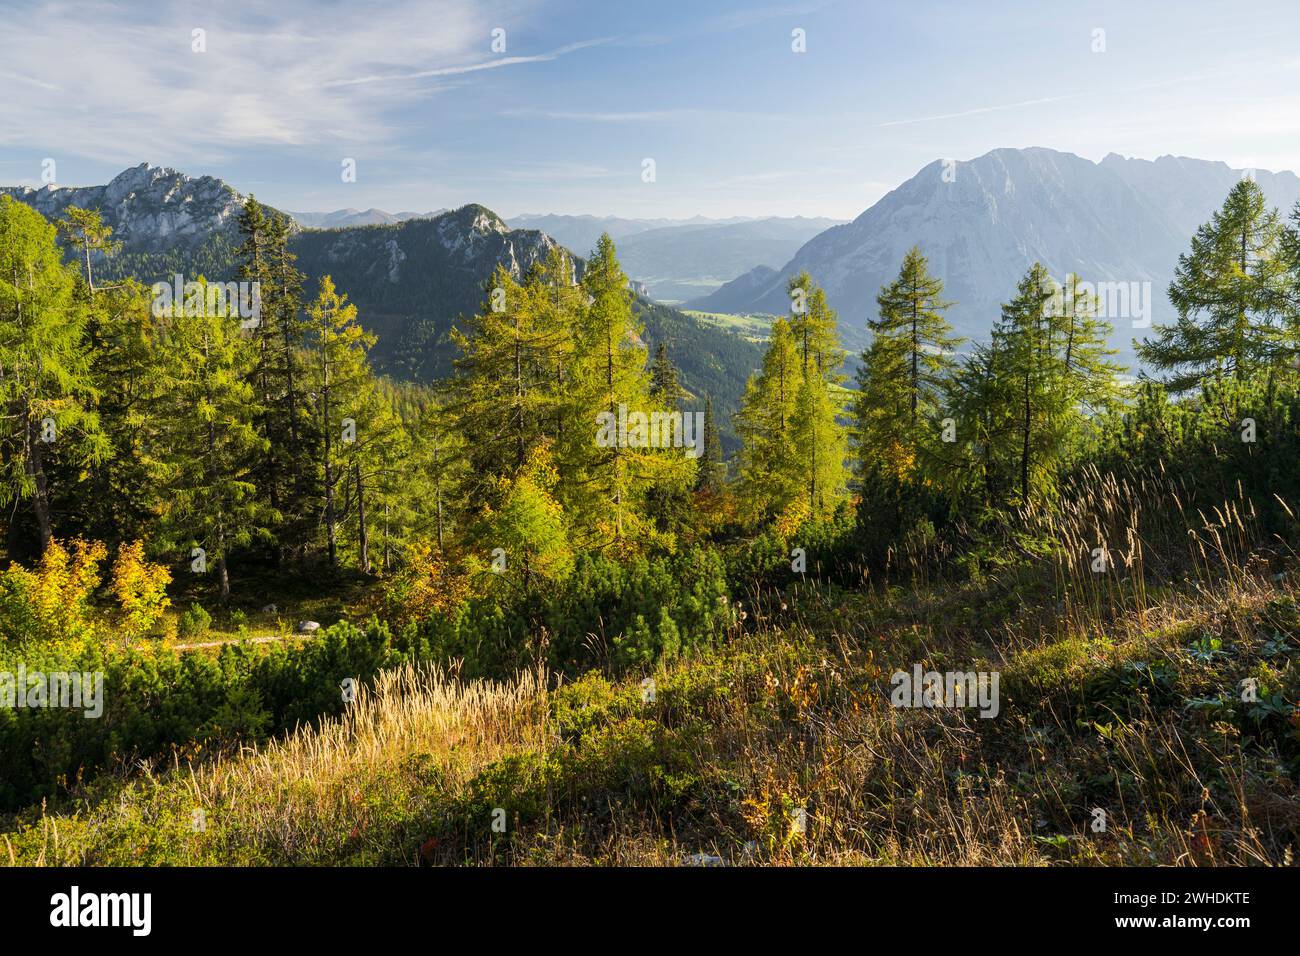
[1139, 179, 1291, 391]
[0, 197, 107, 555]
[854, 246, 962, 481]
[568, 233, 661, 551]
[55, 205, 118, 295]
[734, 317, 802, 520]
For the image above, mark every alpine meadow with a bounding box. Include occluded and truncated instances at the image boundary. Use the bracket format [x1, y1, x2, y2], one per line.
[0, 1, 1298, 931]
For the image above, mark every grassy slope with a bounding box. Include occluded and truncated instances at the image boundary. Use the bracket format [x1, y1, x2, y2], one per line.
[6, 562, 1297, 866]
[682, 310, 774, 343]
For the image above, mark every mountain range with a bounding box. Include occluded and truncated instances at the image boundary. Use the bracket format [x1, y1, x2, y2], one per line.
[1, 165, 765, 449]
[7, 147, 1299, 438]
[508, 213, 844, 302]
[688, 148, 1300, 363]
[286, 208, 447, 229]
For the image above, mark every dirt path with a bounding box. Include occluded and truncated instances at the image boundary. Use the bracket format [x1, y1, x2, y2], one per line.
[174, 633, 302, 651]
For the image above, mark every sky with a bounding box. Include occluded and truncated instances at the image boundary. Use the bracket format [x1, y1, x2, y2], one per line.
[2, 0, 1299, 220]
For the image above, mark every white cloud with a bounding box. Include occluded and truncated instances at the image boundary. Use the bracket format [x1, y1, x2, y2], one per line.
[0, 0, 550, 166]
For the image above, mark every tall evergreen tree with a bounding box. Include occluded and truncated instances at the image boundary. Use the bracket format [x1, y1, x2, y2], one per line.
[854, 247, 962, 480]
[696, 396, 725, 492]
[787, 271, 841, 377]
[305, 276, 373, 569]
[735, 318, 802, 519]
[55, 206, 117, 295]
[568, 233, 663, 550]
[79, 278, 167, 547]
[990, 264, 1074, 505]
[1139, 179, 1291, 391]
[0, 197, 107, 555]
[448, 265, 565, 501]
[264, 211, 316, 559]
[151, 279, 273, 601]
[649, 341, 686, 405]
[792, 370, 849, 518]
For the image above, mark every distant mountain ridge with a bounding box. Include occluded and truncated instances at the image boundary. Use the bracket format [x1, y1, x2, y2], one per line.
[288, 208, 446, 229]
[0, 164, 765, 449]
[510, 213, 846, 303]
[1, 162, 250, 254]
[688, 148, 1300, 363]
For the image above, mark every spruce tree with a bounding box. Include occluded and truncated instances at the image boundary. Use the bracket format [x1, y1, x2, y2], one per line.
[151, 279, 273, 601]
[696, 396, 725, 492]
[649, 341, 686, 406]
[305, 276, 373, 568]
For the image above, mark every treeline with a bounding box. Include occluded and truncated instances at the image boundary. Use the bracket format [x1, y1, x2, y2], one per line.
[5, 176, 1300, 813]
[834, 178, 1300, 570]
[0, 197, 732, 609]
[3, 175, 1300, 615]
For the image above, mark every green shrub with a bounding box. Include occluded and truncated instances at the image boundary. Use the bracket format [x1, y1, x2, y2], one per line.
[179, 603, 212, 639]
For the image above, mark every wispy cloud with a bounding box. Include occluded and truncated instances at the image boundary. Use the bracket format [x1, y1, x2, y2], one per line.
[0, 0, 551, 166]
[324, 37, 614, 88]
[875, 93, 1089, 128]
[501, 107, 787, 123]
[0, 69, 61, 92]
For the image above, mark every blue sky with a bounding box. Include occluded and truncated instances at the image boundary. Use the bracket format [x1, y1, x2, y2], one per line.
[2, 0, 1298, 219]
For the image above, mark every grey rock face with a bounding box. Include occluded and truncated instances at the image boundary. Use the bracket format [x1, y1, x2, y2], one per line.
[1, 162, 258, 255]
[690, 147, 1300, 363]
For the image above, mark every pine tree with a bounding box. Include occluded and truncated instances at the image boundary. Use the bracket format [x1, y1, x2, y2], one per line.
[1139, 179, 1291, 391]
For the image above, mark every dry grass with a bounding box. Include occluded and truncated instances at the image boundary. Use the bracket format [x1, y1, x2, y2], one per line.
[4, 475, 1298, 867]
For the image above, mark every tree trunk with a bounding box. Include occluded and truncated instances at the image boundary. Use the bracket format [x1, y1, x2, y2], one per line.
[910, 293, 919, 428]
[1020, 371, 1032, 503]
[26, 415, 53, 553]
[355, 460, 369, 573]
[321, 315, 337, 568]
